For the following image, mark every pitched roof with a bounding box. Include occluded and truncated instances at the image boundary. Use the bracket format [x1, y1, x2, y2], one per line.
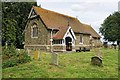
[32, 6, 101, 38]
[53, 26, 68, 39]
[82, 24, 101, 38]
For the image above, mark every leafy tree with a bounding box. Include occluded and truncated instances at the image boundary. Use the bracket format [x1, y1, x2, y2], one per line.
[2, 2, 37, 48]
[2, 19, 17, 45]
[100, 12, 120, 45]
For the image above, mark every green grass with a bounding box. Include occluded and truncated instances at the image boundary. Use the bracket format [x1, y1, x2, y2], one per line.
[0, 46, 2, 79]
[2, 48, 118, 78]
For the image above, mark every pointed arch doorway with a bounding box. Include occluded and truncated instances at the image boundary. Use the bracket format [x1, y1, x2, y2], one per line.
[65, 37, 72, 51]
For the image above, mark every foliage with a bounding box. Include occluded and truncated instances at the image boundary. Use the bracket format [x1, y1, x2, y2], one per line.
[2, 19, 17, 45]
[100, 12, 120, 45]
[2, 45, 31, 69]
[2, 45, 18, 58]
[2, 2, 37, 48]
[2, 48, 118, 78]
[3, 59, 18, 68]
[17, 50, 31, 64]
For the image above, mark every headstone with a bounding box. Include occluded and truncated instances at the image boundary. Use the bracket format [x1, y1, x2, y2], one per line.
[95, 48, 102, 58]
[51, 53, 58, 66]
[91, 56, 102, 66]
[103, 42, 108, 48]
[27, 49, 30, 56]
[34, 50, 40, 60]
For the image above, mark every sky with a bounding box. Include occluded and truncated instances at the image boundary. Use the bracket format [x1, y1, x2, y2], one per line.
[36, 0, 119, 41]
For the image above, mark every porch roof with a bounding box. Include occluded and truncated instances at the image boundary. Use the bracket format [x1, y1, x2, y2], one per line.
[53, 26, 68, 40]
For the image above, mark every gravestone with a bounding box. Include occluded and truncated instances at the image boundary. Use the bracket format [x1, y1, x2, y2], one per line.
[112, 44, 117, 49]
[103, 42, 108, 48]
[95, 48, 102, 58]
[27, 49, 30, 56]
[34, 50, 40, 60]
[51, 53, 58, 66]
[91, 56, 102, 66]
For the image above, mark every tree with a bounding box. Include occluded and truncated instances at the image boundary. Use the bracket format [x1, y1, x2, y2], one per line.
[2, 19, 17, 45]
[99, 12, 120, 46]
[2, 2, 37, 48]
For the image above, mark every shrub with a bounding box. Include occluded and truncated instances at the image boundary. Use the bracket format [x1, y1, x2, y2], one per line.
[2, 45, 19, 58]
[17, 50, 31, 64]
[2, 45, 31, 68]
[2, 59, 17, 68]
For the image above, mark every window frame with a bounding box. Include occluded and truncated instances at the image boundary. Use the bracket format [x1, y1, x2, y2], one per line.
[53, 40, 62, 44]
[80, 34, 83, 44]
[31, 23, 38, 38]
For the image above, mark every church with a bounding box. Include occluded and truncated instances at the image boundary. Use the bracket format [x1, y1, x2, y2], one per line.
[24, 6, 102, 52]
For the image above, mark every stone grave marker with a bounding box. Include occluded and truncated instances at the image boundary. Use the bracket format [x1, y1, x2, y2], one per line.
[95, 48, 102, 58]
[91, 39, 103, 66]
[91, 56, 102, 66]
[91, 47, 103, 66]
[27, 49, 30, 56]
[51, 53, 59, 66]
[34, 50, 40, 60]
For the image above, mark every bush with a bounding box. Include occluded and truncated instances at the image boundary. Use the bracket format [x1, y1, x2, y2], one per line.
[2, 59, 17, 68]
[2, 45, 19, 58]
[2, 45, 31, 68]
[17, 50, 31, 64]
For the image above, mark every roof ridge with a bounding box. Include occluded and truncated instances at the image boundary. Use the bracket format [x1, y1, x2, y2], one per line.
[32, 6, 101, 38]
[33, 6, 76, 20]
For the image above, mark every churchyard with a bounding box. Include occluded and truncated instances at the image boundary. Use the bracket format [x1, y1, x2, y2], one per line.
[2, 48, 118, 78]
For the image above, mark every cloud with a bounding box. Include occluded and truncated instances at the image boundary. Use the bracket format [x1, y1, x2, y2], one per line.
[71, 1, 118, 13]
[118, 1, 120, 11]
[71, 4, 82, 12]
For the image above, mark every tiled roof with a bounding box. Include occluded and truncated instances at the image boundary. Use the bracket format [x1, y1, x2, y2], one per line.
[53, 26, 69, 39]
[82, 24, 101, 38]
[33, 6, 101, 38]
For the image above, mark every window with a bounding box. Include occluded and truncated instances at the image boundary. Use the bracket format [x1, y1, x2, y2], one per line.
[53, 40, 62, 44]
[80, 34, 83, 43]
[31, 24, 38, 38]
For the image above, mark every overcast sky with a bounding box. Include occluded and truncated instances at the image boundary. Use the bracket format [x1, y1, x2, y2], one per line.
[36, 0, 119, 40]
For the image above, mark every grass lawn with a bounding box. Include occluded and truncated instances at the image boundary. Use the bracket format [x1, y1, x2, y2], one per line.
[0, 46, 2, 79]
[2, 48, 118, 78]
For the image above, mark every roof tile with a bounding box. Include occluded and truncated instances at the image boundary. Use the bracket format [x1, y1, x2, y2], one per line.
[33, 6, 101, 38]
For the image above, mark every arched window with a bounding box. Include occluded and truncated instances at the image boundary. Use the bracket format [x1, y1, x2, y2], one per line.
[31, 23, 38, 38]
